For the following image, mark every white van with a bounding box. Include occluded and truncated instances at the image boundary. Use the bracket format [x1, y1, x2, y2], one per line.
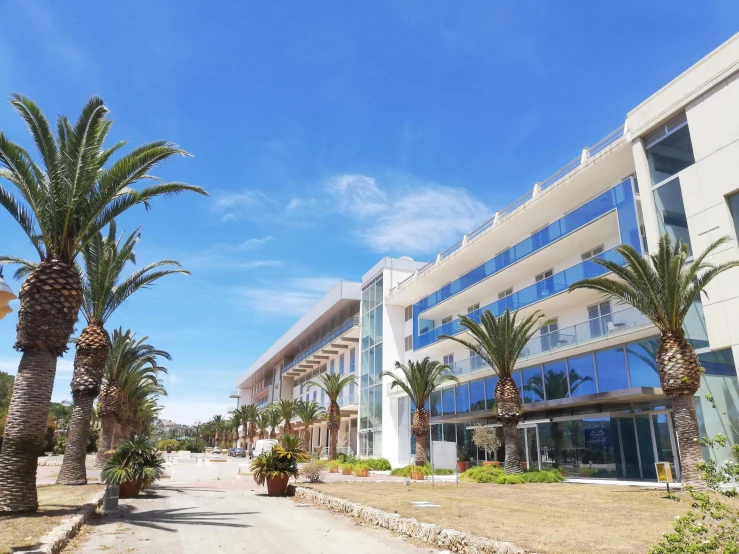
[252, 439, 277, 457]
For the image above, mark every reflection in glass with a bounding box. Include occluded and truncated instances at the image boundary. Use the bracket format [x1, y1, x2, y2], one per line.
[646, 124, 695, 185]
[626, 339, 661, 388]
[595, 347, 629, 392]
[485, 376, 498, 410]
[567, 354, 598, 396]
[635, 415, 656, 479]
[455, 383, 470, 413]
[430, 390, 442, 417]
[470, 379, 486, 411]
[617, 418, 641, 479]
[653, 414, 677, 479]
[544, 361, 569, 400]
[521, 366, 544, 403]
[653, 178, 691, 253]
[442, 387, 455, 415]
[442, 423, 456, 443]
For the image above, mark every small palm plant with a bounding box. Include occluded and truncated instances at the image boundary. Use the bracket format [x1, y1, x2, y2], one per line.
[295, 400, 326, 452]
[250, 434, 308, 497]
[101, 435, 164, 495]
[272, 399, 298, 435]
[266, 409, 284, 439]
[441, 309, 547, 474]
[381, 358, 458, 466]
[307, 374, 356, 460]
[569, 234, 739, 487]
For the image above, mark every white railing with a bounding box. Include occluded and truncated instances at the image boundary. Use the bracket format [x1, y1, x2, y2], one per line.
[449, 306, 651, 378]
[389, 125, 626, 296]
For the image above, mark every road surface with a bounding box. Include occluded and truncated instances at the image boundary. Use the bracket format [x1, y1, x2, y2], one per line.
[70, 479, 434, 554]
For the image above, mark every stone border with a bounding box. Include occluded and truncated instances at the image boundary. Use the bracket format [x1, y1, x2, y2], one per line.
[16, 488, 107, 554]
[294, 486, 532, 554]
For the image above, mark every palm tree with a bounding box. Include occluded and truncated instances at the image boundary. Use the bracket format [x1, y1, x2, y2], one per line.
[239, 404, 259, 448]
[0, 94, 206, 511]
[441, 309, 547, 474]
[229, 413, 242, 447]
[96, 329, 169, 466]
[235, 405, 250, 447]
[211, 415, 224, 446]
[307, 374, 356, 460]
[266, 409, 283, 439]
[381, 358, 458, 466]
[272, 399, 297, 435]
[47, 222, 188, 484]
[294, 400, 326, 452]
[569, 234, 739, 487]
[255, 411, 270, 440]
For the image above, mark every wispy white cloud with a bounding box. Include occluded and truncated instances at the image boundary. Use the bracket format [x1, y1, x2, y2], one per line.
[230, 276, 343, 316]
[241, 236, 272, 248]
[211, 190, 273, 222]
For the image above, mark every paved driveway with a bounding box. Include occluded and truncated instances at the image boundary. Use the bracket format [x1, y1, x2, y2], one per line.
[71, 479, 433, 554]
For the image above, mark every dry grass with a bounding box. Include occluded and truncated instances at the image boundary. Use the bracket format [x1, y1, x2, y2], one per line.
[0, 484, 103, 554]
[309, 481, 690, 554]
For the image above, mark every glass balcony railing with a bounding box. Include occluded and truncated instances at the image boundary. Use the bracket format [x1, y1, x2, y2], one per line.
[282, 315, 360, 373]
[416, 248, 625, 348]
[447, 306, 653, 378]
[339, 393, 358, 407]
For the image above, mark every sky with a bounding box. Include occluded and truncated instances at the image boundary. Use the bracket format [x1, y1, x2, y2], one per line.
[0, 1, 738, 424]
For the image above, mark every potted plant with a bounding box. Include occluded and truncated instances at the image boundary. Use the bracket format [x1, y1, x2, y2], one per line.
[251, 433, 308, 497]
[457, 446, 470, 472]
[353, 464, 369, 477]
[341, 463, 354, 475]
[329, 460, 340, 473]
[471, 425, 501, 467]
[101, 435, 164, 498]
[410, 467, 425, 480]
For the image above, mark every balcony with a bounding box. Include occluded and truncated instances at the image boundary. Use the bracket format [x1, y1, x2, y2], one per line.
[416, 247, 625, 348]
[447, 306, 653, 379]
[339, 393, 358, 408]
[282, 314, 360, 375]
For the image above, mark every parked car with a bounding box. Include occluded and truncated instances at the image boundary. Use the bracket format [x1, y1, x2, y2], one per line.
[234, 448, 246, 457]
[252, 439, 277, 457]
[228, 448, 236, 456]
[212, 446, 221, 454]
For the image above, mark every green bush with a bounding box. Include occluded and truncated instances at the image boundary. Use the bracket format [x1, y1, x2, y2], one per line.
[461, 465, 563, 484]
[362, 458, 391, 471]
[461, 465, 504, 483]
[521, 469, 565, 483]
[496, 474, 526, 485]
[157, 439, 179, 451]
[390, 462, 454, 477]
[178, 437, 205, 453]
[52, 434, 67, 455]
[87, 427, 99, 453]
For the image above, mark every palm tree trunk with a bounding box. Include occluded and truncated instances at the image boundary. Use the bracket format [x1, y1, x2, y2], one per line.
[0, 349, 58, 512]
[414, 432, 428, 466]
[328, 402, 340, 460]
[96, 414, 116, 466]
[56, 391, 95, 485]
[412, 407, 430, 466]
[502, 423, 522, 474]
[672, 394, 706, 489]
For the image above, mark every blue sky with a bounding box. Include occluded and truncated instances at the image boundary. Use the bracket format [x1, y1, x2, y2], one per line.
[1, 1, 738, 424]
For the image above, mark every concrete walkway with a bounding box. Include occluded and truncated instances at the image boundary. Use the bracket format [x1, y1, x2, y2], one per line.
[70, 479, 434, 553]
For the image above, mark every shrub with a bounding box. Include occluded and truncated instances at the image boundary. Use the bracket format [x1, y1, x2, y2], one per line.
[462, 466, 563, 484]
[178, 437, 205, 453]
[157, 439, 179, 452]
[390, 462, 454, 477]
[496, 474, 526, 485]
[461, 465, 505, 483]
[353, 464, 370, 477]
[521, 469, 565, 483]
[649, 489, 739, 554]
[363, 458, 391, 471]
[101, 435, 165, 489]
[300, 459, 326, 483]
[87, 427, 99, 453]
[52, 434, 67, 455]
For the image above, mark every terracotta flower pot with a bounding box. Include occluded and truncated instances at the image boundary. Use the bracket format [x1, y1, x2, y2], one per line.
[521, 462, 528, 470]
[457, 461, 468, 472]
[342, 467, 353, 475]
[266, 474, 290, 497]
[330, 466, 339, 473]
[119, 480, 143, 498]
[483, 461, 500, 467]
[354, 469, 369, 477]
[410, 471, 425, 480]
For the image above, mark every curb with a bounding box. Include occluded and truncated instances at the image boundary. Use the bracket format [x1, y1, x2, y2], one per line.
[294, 486, 532, 554]
[17, 488, 107, 554]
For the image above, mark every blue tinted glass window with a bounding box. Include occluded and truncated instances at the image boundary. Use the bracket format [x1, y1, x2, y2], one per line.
[349, 349, 356, 372]
[543, 360, 569, 400]
[567, 354, 597, 396]
[699, 348, 737, 376]
[595, 347, 629, 391]
[442, 387, 455, 414]
[470, 379, 486, 411]
[455, 383, 470, 413]
[431, 424, 442, 441]
[430, 390, 442, 417]
[626, 339, 661, 387]
[521, 366, 544, 403]
[485, 376, 498, 409]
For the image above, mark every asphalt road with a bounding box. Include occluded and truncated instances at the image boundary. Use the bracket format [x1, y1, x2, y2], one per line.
[70, 479, 434, 554]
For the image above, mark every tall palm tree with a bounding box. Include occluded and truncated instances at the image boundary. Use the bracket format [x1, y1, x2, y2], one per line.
[308, 374, 356, 460]
[211, 415, 224, 446]
[272, 398, 297, 435]
[569, 234, 739, 487]
[381, 358, 458, 466]
[95, 329, 169, 466]
[238, 404, 259, 448]
[235, 405, 250, 447]
[441, 309, 547, 474]
[46, 222, 187, 484]
[266, 409, 283, 439]
[255, 411, 270, 440]
[0, 94, 206, 511]
[229, 413, 242, 447]
[294, 400, 326, 452]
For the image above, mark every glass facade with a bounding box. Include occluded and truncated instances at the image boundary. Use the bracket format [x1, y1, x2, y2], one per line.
[653, 177, 691, 253]
[359, 276, 383, 456]
[413, 179, 641, 347]
[646, 121, 695, 185]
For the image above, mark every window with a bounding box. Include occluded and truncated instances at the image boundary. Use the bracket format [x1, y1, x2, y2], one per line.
[404, 306, 413, 321]
[339, 354, 345, 374]
[441, 316, 453, 325]
[498, 288, 513, 299]
[470, 379, 486, 411]
[467, 303, 480, 314]
[329, 360, 335, 374]
[595, 346, 629, 392]
[404, 335, 413, 352]
[645, 114, 695, 185]
[581, 244, 604, 261]
[540, 318, 559, 351]
[727, 192, 739, 243]
[588, 301, 612, 338]
[521, 366, 544, 403]
[626, 338, 661, 387]
[455, 383, 470, 413]
[535, 269, 553, 282]
[654, 177, 691, 253]
[443, 353, 454, 366]
[349, 348, 356, 372]
[567, 354, 598, 396]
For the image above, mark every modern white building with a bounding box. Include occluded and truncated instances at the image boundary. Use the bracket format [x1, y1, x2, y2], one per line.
[234, 33, 739, 481]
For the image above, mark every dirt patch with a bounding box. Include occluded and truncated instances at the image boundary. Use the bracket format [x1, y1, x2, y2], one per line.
[0, 484, 104, 554]
[308, 481, 689, 554]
